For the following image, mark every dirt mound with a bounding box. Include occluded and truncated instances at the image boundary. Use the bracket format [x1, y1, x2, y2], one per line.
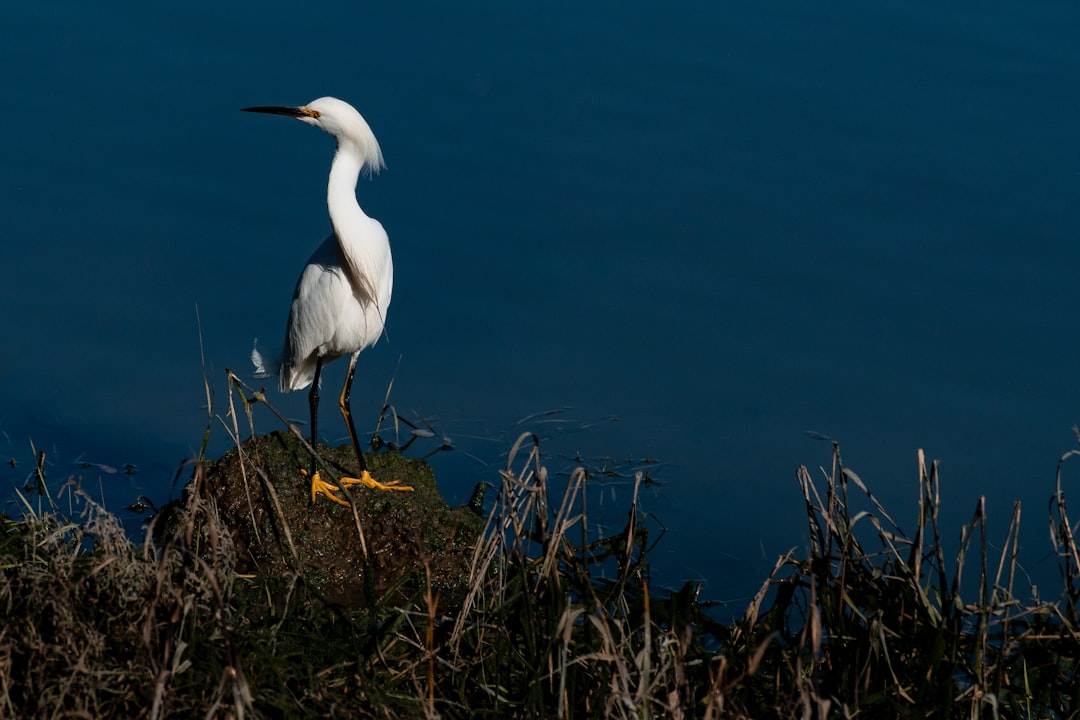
[200, 431, 483, 607]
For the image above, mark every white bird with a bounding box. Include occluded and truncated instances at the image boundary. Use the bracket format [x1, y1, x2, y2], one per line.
[244, 97, 412, 505]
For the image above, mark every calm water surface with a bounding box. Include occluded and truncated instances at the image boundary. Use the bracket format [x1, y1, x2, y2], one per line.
[3, 0, 1080, 606]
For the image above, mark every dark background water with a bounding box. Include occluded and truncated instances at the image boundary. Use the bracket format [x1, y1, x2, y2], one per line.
[3, 0, 1080, 609]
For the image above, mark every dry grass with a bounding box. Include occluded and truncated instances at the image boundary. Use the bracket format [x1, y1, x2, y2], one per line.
[2, 379, 1080, 717]
[754, 443, 1080, 718]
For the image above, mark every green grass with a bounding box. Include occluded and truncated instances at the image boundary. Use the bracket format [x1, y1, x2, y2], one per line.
[2, 377, 1080, 717]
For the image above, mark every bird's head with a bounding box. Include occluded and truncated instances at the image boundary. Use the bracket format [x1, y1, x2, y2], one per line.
[243, 96, 385, 175]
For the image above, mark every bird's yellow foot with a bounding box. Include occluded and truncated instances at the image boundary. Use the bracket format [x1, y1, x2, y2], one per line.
[341, 470, 414, 493]
[302, 468, 413, 507]
[303, 469, 350, 506]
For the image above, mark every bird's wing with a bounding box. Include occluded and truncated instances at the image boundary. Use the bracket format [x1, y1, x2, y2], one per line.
[278, 237, 346, 390]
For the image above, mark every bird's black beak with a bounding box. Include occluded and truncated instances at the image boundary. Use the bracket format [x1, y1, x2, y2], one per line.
[242, 105, 320, 119]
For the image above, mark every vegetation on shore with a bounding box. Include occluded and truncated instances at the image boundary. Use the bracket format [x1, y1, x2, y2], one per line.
[2, 377, 1079, 717]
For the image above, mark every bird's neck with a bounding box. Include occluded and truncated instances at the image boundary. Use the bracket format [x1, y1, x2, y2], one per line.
[327, 142, 368, 232]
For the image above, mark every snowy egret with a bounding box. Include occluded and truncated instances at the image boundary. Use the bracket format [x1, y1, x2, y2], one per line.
[245, 97, 413, 505]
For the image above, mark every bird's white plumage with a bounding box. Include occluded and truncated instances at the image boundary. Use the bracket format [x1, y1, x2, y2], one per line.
[249, 96, 391, 393]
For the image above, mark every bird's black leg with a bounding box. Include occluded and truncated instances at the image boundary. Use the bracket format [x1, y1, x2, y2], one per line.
[307, 353, 376, 506]
[339, 351, 368, 476]
[333, 352, 412, 494]
[309, 354, 324, 474]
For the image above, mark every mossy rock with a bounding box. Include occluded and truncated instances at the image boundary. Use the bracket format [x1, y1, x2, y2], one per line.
[201, 431, 483, 608]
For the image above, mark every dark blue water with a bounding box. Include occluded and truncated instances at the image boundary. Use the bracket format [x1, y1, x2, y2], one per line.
[3, 1, 1080, 606]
